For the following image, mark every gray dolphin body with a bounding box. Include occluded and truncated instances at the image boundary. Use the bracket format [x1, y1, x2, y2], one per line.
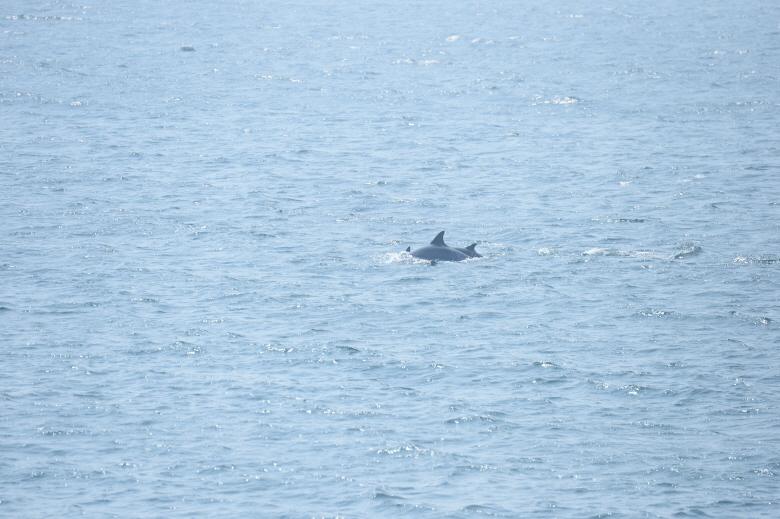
[454, 243, 482, 258]
[407, 231, 470, 262]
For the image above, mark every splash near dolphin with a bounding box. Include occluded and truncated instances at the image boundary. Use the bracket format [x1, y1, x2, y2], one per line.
[406, 231, 481, 262]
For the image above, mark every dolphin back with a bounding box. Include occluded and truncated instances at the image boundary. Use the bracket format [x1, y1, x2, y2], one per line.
[454, 243, 482, 258]
[410, 231, 468, 261]
[410, 245, 468, 262]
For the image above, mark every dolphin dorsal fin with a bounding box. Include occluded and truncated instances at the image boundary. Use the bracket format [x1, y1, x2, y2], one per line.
[406, 246, 410, 252]
[466, 243, 476, 251]
[430, 231, 446, 246]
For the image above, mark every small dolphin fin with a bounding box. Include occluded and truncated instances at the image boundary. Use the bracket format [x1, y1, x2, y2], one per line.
[406, 246, 410, 252]
[430, 231, 446, 246]
[465, 243, 483, 258]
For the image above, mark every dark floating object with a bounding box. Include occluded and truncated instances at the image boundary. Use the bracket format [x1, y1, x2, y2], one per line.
[180, 45, 196, 52]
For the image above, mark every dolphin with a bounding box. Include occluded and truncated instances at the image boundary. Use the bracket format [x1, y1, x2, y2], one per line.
[454, 243, 482, 258]
[407, 231, 469, 262]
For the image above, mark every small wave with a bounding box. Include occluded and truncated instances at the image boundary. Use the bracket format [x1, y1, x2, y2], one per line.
[672, 244, 702, 259]
[592, 218, 646, 223]
[445, 414, 501, 424]
[379, 251, 415, 264]
[375, 443, 431, 456]
[531, 96, 580, 106]
[635, 309, 683, 318]
[392, 59, 439, 65]
[583, 244, 701, 260]
[583, 248, 658, 259]
[729, 311, 772, 325]
[8, 14, 84, 21]
[257, 75, 303, 82]
[733, 256, 780, 264]
[130, 297, 159, 303]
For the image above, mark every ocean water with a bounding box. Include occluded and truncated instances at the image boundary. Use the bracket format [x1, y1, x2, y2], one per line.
[2, 1, 779, 517]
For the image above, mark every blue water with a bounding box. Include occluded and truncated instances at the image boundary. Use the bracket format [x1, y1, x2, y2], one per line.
[2, 1, 779, 517]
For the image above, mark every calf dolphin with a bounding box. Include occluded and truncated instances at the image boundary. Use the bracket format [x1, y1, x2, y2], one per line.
[407, 231, 470, 262]
[455, 243, 482, 258]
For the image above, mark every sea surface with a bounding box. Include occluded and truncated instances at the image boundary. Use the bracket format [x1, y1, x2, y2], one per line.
[1, 1, 779, 517]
